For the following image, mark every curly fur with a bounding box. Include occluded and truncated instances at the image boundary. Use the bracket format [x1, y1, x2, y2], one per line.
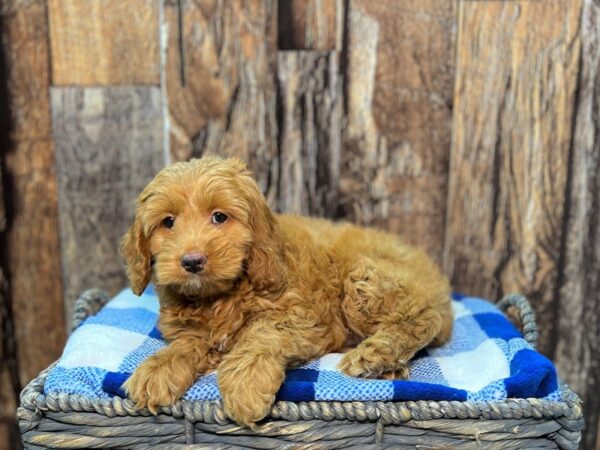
[121, 157, 453, 427]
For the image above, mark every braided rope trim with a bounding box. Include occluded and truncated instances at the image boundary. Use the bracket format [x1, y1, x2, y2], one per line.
[71, 288, 110, 331]
[19, 361, 583, 430]
[497, 293, 539, 348]
[18, 289, 582, 430]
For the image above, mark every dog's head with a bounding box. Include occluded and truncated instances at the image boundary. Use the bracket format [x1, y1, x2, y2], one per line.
[122, 157, 285, 298]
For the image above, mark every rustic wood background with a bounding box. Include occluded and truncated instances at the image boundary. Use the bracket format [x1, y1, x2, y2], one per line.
[0, 0, 598, 449]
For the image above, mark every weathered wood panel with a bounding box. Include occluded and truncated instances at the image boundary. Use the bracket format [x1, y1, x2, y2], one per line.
[48, 0, 159, 85]
[276, 51, 342, 216]
[1, 0, 66, 390]
[1, 7, 18, 450]
[555, 2, 600, 449]
[0, 168, 20, 450]
[341, 0, 455, 262]
[443, 0, 582, 356]
[165, 0, 279, 203]
[278, 0, 340, 50]
[1, 3, 64, 449]
[51, 87, 165, 322]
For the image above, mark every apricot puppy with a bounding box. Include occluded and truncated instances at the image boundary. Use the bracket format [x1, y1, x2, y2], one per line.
[121, 157, 453, 427]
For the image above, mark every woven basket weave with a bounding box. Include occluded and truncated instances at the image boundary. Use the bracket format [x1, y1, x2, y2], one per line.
[18, 290, 584, 449]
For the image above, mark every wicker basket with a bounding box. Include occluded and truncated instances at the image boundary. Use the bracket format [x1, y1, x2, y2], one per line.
[18, 290, 584, 449]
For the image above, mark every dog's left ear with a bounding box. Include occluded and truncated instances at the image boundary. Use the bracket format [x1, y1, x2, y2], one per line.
[121, 212, 151, 296]
[240, 174, 287, 295]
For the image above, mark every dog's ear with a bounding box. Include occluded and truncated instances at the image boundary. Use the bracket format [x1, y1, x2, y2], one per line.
[121, 212, 151, 296]
[241, 175, 286, 295]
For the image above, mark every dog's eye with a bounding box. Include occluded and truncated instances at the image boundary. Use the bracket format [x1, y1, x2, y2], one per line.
[211, 211, 228, 224]
[162, 216, 175, 228]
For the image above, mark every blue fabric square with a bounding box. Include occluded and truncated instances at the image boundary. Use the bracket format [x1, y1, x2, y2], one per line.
[85, 308, 158, 336]
[505, 349, 558, 398]
[428, 315, 488, 356]
[473, 313, 522, 341]
[148, 326, 163, 340]
[393, 380, 468, 401]
[285, 369, 320, 382]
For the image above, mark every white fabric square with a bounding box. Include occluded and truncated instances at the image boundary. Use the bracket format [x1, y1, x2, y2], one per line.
[58, 324, 148, 371]
[435, 339, 509, 391]
[452, 301, 471, 319]
[318, 353, 344, 371]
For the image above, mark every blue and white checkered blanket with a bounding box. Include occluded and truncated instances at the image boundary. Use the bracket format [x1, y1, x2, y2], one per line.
[45, 286, 560, 403]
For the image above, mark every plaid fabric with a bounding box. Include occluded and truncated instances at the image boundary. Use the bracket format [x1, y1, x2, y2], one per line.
[45, 286, 560, 403]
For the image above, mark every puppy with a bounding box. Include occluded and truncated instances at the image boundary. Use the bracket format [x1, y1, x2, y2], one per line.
[121, 157, 453, 427]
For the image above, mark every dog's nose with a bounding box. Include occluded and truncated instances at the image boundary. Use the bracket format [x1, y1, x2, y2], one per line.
[180, 253, 207, 273]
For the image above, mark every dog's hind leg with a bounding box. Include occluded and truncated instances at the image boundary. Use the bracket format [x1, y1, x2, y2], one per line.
[338, 307, 447, 379]
[338, 257, 452, 380]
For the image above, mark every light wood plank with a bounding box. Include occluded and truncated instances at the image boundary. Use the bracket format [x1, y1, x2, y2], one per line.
[276, 51, 342, 216]
[444, 0, 582, 355]
[340, 0, 455, 263]
[554, 2, 600, 449]
[278, 0, 339, 50]
[165, 0, 279, 203]
[48, 0, 159, 85]
[51, 87, 165, 322]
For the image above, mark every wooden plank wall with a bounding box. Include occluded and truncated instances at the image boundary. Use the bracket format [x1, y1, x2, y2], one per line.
[51, 87, 165, 322]
[1, 2, 65, 449]
[445, 2, 597, 449]
[1, 1, 599, 449]
[556, 1, 600, 448]
[342, 0, 455, 263]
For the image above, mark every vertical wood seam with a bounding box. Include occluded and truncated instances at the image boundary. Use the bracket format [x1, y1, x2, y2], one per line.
[443, 0, 464, 274]
[339, 0, 350, 118]
[550, 29, 583, 361]
[159, 0, 170, 166]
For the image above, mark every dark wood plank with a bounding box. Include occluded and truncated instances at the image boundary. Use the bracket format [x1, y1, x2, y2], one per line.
[278, 0, 339, 50]
[51, 87, 165, 321]
[165, 0, 279, 203]
[340, 0, 455, 263]
[276, 51, 342, 216]
[1, 3, 63, 449]
[443, 0, 581, 355]
[0, 169, 21, 450]
[48, 0, 159, 85]
[555, 2, 600, 449]
[1, 0, 66, 391]
[0, 11, 18, 450]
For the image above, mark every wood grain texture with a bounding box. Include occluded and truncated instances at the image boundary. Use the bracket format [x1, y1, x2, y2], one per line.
[278, 0, 339, 50]
[276, 51, 342, 216]
[0, 14, 17, 450]
[48, 0, 159, 85]
[444, 0, 582, 357]
[51, 87, 165, 322]
[341, 0, 455, 262]
[0, 169, 20, 450]
[554, 2, 600, 449]
[166, 0, 279, 203]
[1, 0, 66, 390]
[1, 3, 63, 449]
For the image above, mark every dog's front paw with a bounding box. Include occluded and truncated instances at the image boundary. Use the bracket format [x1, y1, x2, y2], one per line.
[217, 354, 285, 428]
[123, 352, 194, 414]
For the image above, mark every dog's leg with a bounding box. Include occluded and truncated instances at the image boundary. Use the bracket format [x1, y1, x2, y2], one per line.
[339, 257, 452, 379]
[338, 307, 445, 379]
[123, 337, 208, 413]
[218, 318, 337, 428]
